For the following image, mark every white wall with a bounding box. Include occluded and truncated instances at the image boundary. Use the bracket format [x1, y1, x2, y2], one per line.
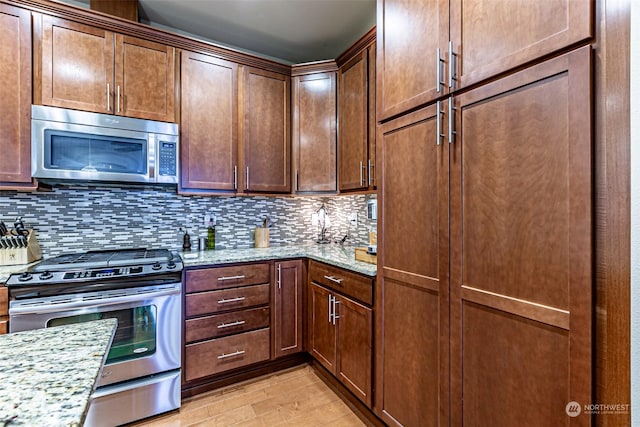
[631, 0, 639, 424]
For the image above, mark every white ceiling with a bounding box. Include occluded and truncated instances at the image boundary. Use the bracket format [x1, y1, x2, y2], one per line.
[66, 0, 376, 64]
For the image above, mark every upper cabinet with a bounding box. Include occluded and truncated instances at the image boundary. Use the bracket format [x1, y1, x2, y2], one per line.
[241, 67, 291, 193]
[292, 70, 337, 193]
[180, 51, 238, 192]
[377, 0, 593, 120]
[337, 34, 376, 192]
[0, 3, 34, 189]
[35, 15, 176, 122]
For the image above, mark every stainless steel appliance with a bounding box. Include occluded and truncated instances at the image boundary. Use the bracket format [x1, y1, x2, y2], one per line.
[7, 248, 183, 427]
[31, 105, 179, 185]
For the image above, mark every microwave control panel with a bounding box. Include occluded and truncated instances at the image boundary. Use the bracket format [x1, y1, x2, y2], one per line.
[158, 141, 177, 176]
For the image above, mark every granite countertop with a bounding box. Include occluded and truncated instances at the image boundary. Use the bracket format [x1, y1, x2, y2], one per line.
[0, 319, 117, 426]
[180, 244, 377, 277]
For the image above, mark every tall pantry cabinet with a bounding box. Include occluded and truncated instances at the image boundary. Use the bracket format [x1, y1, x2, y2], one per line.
[376, 0, 594, 426]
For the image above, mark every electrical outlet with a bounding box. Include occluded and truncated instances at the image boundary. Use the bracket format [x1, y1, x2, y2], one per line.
[203, 214, 211, 227]
[349, 212, 358, 228]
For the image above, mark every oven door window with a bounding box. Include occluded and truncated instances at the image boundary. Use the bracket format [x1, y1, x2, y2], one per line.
[47, 305, 157, 363]
[44, 130, 147, 174]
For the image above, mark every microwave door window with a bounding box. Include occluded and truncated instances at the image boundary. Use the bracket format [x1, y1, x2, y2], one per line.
[46, 130, 147, 174]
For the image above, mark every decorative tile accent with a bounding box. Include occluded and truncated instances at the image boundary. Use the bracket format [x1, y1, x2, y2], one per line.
[0, 184, 376, 258]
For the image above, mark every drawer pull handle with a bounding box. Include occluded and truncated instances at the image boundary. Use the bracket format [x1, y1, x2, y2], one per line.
[218, 297, 246, 304]
[217, 349, 245, 360]
[218, 275, 246, 281]
[324, 275, 343, 284]
[217, 320, 246, 329]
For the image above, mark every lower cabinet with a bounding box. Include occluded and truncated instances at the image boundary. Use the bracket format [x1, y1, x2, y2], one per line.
[307, 261, 373, 407]
[272, 260, 304, 358]
[183, 263, 272, 383]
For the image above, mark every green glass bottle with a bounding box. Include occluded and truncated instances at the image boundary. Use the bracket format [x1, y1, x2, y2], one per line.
[207, 226, 215, 250]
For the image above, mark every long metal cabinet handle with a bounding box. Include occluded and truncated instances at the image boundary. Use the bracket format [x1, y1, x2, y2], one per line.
[323, 275, 343, 284]
[295, 170, 299, 191]
[448, 41, 457, 89]
[448, 99, 457, 144]
[367, 160, 372, 186]
[277, 264, 282, 289]
[217, 350, 245, 359]
[106, 83, 111, 112]
[217, 275, 245, 281]
[359, 161, 364, 186]
[245, 166, 249, 190]
[234, 165, 238, 190]
[328, 294, 333, 323]
[436, 101, 444, 146]
[332, 299, 340, 325]
[217, 297, 246, 304]
[217, 320, 246, 329]
[436, 48, 445, 93]
[116, 85, 121, 113]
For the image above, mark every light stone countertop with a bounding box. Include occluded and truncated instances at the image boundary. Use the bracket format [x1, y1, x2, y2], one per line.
[180, 244, 377, 277]
[0, 319, 117, 426]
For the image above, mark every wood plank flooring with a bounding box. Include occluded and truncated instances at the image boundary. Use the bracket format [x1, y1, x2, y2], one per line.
[130, 365, 366, 427]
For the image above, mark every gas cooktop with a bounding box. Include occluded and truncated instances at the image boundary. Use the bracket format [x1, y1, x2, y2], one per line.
[33, 248, 176, 271]
[6, 248, 182, 289]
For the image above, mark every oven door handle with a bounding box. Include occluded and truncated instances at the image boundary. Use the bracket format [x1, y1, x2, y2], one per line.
[9, 286, 181, 316]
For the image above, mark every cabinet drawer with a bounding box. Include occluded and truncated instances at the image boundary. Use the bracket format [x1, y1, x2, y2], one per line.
[185, 307, 270, 343]
[185, 284, 270, 317]
[185, 328, 270, 381]
[185, 263, 270, 292]
[309, 260, 373, 305]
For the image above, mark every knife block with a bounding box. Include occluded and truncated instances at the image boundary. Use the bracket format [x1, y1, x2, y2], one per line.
[0, 230, 42, 266]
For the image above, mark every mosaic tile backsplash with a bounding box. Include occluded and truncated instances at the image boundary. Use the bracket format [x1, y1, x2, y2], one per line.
[0, 184, 377, 258]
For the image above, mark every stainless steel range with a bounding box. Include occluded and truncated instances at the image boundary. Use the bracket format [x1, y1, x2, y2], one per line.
[6, 248, 183, 427]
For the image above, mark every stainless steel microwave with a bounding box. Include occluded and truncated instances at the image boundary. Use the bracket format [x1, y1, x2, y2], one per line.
[31, 105, 179, 185]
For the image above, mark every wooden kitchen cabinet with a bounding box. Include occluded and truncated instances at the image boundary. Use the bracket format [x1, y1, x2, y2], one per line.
[449, 47, 592, 427]
[0, 2, 34, 189]
[183, 263, 271, 383]
[338, 43, 376, 192]
[376, 101, 450, 426]
[180, 51, 238, 192]
[339, 51, 368, 191]
[241, 67, 291, 193]
[0, 286, 8, 334]
[308, 262, 374, 407]
[36, 15, 175, 122]
[292, 72, 337, 193]
[377, 0, 592, 121]
[272, 260, 303, 358]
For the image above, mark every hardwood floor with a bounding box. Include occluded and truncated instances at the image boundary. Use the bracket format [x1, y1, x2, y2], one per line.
[130, 365, 366, 426]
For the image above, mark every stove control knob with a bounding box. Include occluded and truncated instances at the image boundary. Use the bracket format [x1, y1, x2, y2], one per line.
[152, 262, 162, 271]
[39, 271, 53, 280]
[167, 261, 176, 269]
[18, 272, 32, 282]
